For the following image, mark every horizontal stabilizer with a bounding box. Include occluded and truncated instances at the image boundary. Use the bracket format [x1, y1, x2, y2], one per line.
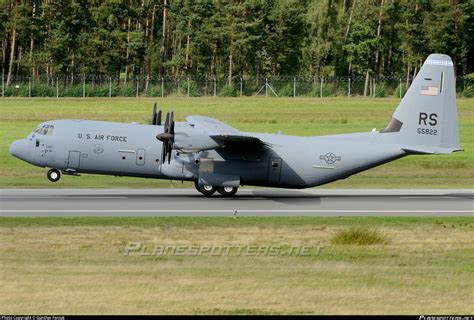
[402, 146, 463, 155]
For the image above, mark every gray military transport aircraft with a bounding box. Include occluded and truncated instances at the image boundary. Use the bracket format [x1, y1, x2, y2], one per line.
[9, 54, 461, 196]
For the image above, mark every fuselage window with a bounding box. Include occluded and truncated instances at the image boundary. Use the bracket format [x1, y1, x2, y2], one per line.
[45, 125, 54, 135]
[33, 125, 54, 135]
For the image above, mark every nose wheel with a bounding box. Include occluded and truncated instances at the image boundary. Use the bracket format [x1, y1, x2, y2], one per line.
[47, 169, 61, 182]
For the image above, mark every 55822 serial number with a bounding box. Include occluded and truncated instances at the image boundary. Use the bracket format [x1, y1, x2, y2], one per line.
[417, 128, 438, 135]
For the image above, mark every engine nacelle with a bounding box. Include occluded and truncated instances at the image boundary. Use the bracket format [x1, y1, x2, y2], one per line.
[173, 129, 223, 152]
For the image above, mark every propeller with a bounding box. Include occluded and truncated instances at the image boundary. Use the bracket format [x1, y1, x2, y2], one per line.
[156, 111, 175, 164]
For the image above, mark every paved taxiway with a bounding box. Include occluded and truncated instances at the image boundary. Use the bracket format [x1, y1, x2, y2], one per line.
[1, 189, 472, 217]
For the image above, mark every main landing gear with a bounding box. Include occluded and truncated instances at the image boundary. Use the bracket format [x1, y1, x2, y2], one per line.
[47, 168, 61, 182]
[194, 181, 238, 197]
[216, 186, 238, 197]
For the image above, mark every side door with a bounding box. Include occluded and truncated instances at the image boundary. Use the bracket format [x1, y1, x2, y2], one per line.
[67, 151, 81, 170]
[268, 157, 282, 184]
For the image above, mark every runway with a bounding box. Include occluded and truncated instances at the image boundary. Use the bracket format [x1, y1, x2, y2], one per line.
[1, 188, 473, 217]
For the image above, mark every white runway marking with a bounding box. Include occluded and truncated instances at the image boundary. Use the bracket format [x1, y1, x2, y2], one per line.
[1, 196, 127, 199]
[2, 210, 472, 214]
[399, 196, 468, 199]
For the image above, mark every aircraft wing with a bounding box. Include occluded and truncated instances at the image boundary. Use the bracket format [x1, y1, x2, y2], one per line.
[177, 116, 267, 151]
[186, 116, 241, 135]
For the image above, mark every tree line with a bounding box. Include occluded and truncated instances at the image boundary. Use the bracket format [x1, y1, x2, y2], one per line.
[1, 0, 473, 94]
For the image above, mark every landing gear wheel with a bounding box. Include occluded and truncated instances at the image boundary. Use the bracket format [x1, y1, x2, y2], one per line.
[217, 186, 238, 197]
[194, 181, 216, 196]
[47, 169, 61, 182]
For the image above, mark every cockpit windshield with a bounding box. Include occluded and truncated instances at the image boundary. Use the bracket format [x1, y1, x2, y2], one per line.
[33, 124, 54, 136]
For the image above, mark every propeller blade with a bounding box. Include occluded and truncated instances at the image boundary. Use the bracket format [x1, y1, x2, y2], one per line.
[168, 146, 172, 164]
[164, 112, 170, 132]
[170, 119, 175, 136]
[161, 142, 166, 164]
[170, 112, 175, 135]
[152, 103, 157, 125]
[157, 110, 162, 126]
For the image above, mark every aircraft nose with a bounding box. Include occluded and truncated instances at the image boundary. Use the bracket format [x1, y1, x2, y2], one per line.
[9, 139, 29, 161]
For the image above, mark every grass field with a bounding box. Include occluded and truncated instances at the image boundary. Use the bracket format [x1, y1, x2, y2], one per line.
[1, 217, 473, 315]
[0, 97, 473, 188]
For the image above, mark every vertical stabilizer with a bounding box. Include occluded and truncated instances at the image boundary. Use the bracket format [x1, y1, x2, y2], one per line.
[381, 54, 461, 154]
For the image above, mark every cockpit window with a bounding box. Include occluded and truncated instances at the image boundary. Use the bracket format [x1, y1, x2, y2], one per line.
[33, 125, 54, 136]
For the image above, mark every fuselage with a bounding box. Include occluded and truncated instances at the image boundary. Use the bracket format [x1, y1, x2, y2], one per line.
[9, 54, 461, 193]
[10, 119, 407, 189]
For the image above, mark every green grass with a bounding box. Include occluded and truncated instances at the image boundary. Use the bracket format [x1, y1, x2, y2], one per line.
[0, 97, 473, 188]
[1, 216, 473, 314]
[1, 216, 472, 227]
[331, 226, 389, 245]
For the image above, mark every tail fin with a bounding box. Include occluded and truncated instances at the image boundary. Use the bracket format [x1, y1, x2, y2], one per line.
[381, 54, 462, 154]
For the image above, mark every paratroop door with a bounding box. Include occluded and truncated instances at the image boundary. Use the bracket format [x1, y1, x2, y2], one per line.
[67, 151, 81, 169]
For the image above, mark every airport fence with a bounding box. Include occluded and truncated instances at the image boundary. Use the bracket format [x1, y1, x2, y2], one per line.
[1, 74, 473, 98]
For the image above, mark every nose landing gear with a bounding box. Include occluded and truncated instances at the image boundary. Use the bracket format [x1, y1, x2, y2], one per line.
[47, 169, 61, 182]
